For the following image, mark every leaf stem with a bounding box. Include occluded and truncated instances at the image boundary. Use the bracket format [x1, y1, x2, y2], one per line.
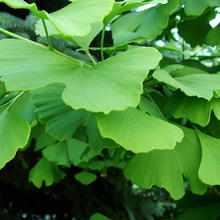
[85, 50, 97, 65]
[100, 26, 106, 61]
[0, 27, 83, 64]
[41, 19, 53, 51]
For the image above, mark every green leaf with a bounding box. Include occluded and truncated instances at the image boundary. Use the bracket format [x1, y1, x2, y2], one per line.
[125, 150, 184, 200]
[8, 92, 35, 123]
[184, 0, 220, 16]
[43, 138, 89, 167]
[0, 81, 6, 99]
[0, 105, 30, 169]
[0, 0, 114, 37]
[164, 91, 212, 126]
[62, 47, 162, 114]
[111, 0, 178, 44]
[0, 39, 81, 91]
[175, 126, 207, 195]
[140, 96, 166, 120]
[178, 13, 211, 47]
[90, 213, 110, 220]
[205, 24, 220, 46]
[96, 108, 183, 153]
[33, 126, 57, 151]
[211, 98, 220, 120]
[74, 171, 97, 185]
[43, 141, 72, 168]
[153, 69, 220, 100]
[125, 126, 206, 200]
[29, 158, 66, 188]
[171, 204, 220, 220]
[32, 83, 88, 140]
[196, 129, 220, 185]
[36, 21, 104, 49]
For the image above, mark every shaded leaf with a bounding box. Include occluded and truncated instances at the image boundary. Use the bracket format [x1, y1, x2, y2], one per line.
[111, 0, 178, 44]
[0, 105, 30, 169]
[196, 129, 220, 185]
[28, 158, 66, 188]
[90, 213, 110, 220]
[32, 83, 88, 140]
[125, 126, 206, 200]
[74, 171, 97, 185]
[164, 91, 212, 126]
[153, 69, 220, 100]
[184, 0, 220, 16]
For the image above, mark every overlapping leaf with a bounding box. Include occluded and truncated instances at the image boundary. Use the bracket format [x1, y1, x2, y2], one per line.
[164, 91, 212, 126]
[0, 104, 30, 169]
[196, 129, 220, 185]
[184, 0, 220, 16]
[42, 138, 89, 167]
[0, 39, 82, 91]
[125, 126, 206, 200]
[32, 83, 88, 140]
[153, 69, 220, 100]
[96, 108, 183, 153]
[111, 0, 178, 44]
[62, 47, 162, 113]
[0, 40, 162, 113]
[0, 0, 114, 37]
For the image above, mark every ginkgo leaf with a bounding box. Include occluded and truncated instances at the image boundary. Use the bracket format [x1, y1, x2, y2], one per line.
[184, 0, 220, 16]
[153, 69, 220, 100]
[87, 116, 117, 154]
[0, 40, 161, 113]
[0, 0, 114, 37]
[29, 158, 66, 188]
[211, 98, 220, 120]
[125, 126, 206, 200]
[36, 20, 104, 49]
[0, 81, 6, 99]
[90, 213, 110, 220]
[111, 0, 178, 44]
[0, 39, 82, 91]
[32, 83, 88, 141]
[62, 47, 162, 113]
[196, 129, 220, 185]
[164, 91, 212, 126]
[74, 171, 97, 185]
[0, 105, 30, 169]
[171, 204, 220, 220]
[96, 108, 183, 153]
[125, 150, 184, 200]
[33, 125, 57, 151]
[8, 92, 35, 123]
[43, 138, 90, 167]
[205, 24, 220, 46]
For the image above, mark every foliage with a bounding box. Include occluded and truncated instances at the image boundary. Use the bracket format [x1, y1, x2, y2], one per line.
[0, 0, 220, 219]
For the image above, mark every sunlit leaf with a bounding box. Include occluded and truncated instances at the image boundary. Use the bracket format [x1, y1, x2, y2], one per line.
[96, 108, 183, 153]
[62, 47, 162, 113]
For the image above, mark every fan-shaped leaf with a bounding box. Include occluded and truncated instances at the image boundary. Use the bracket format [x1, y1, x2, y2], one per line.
[153, 69, 220, 100]
[29, 158, 66, 188]
[96, 108, 183, 153]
